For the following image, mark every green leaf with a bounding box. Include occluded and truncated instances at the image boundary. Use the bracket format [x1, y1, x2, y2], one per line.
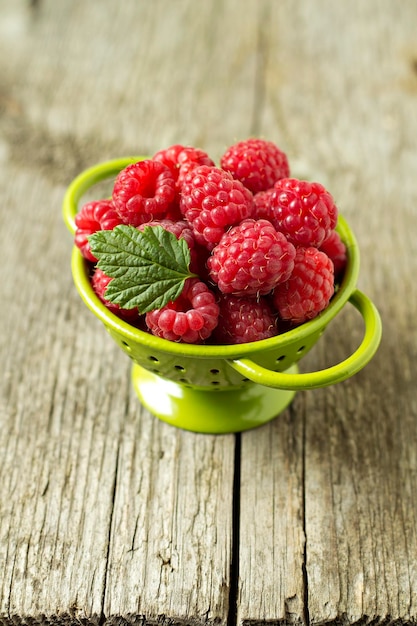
[88, 225, 196, 313]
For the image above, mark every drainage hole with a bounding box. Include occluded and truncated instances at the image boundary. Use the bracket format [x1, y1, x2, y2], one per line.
[174, 365, 186, 372]
[211, 380, 220, 385]
[148, 355, 160, 363]
[210, 368, 220, 375]
[276, 355, 286, 363]
[297, 345, 306, 354]
[121, 340, 132, 352]
[179, 378, 189, 384]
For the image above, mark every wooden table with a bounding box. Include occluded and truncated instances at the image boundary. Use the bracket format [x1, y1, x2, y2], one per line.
[1, 1, 416, 624]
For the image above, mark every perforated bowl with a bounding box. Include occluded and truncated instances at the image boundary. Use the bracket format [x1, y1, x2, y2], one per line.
[63, 157, 382, 433]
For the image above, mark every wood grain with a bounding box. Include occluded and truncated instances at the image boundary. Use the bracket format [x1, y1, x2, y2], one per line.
[238, 408, 306, 626]
[0, 175, 122, 623]
[238, 2, 417, 624]
[0, 2, 240, 624]
[103, 425, 234, 625]
[1, 1, 417, 625]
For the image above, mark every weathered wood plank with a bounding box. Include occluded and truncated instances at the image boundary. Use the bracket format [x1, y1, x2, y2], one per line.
[103, 425, 235, 625]
[1, 1, 253, 623]
[92, 2, 260, 621]
[238, 409, 306, 626]
[238, 1, 417, 624]
[0, 173, 122, 623]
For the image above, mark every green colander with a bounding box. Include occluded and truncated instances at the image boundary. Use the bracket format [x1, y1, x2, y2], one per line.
[63, 157, 382, 434]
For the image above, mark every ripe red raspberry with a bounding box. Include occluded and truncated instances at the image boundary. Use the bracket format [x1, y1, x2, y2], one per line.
[153, 144, 214, 186]
[220, 138, 290, 194]
[272, 247, 335, 324]
[207, 219, 296, 297]
[180, 165, 254, 250]
[112, 159, 177, 226]
[267, 178, 338, 248]
[92, 268, 140, 323]
[75, 199, 122, 262]
[253, 187, 275, 220]
[152, 144, 184, 176]
[145, 278, 219, 343]
[137, 219, 203, 274]
[319, 229, 347, 280]
[177, 147, 216, 189]
[212, 294, 278, 344]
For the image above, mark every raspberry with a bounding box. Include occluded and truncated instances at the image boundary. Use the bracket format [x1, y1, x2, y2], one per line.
[145, 278, 219, 343]
[92, 268, 140, 323]
[272, 247, 335, 324]
[177, 147, 216, 188]
[319, 229, 347, 280]
[212, 294, 278, 344]
[137, 219, 203, 274]
[153, 145, 214, 183]
[267, 178, 338, 248]
[112, 159, 177, 226]
[253, 187, 275, 220]
[180, 165, 254, 249]
[152, 144, 184, 177]
[207, 219, 296, 297]
[75, 199, 122, 262]
[220, 138, 290, 194]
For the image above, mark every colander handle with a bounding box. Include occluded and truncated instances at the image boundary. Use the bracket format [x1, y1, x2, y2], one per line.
[228, 289, 382, 391]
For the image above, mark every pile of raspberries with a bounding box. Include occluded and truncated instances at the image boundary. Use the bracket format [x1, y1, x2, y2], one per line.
[75, 138, 347, 345]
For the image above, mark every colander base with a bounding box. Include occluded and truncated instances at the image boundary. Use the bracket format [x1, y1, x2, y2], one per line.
[131, 363, 298, 434]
